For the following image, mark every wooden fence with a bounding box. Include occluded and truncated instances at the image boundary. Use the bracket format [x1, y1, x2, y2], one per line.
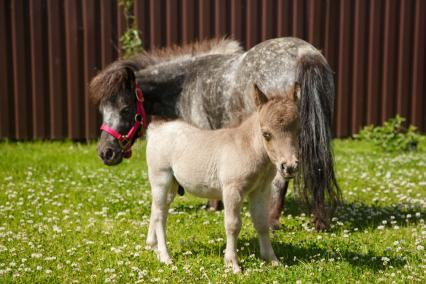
[0, 0, 425, 140]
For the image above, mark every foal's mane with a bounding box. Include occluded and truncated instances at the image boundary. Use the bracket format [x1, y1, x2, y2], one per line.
[89, 38, 242, 104]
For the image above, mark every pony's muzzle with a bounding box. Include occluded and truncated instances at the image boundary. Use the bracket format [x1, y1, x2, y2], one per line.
[98, 144, 123, 166]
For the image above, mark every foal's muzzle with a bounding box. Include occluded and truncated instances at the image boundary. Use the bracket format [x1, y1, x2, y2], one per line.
[280, 161, 298, 179]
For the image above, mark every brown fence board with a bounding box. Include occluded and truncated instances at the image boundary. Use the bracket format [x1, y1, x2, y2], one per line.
[0, 0, 14, 139]
[30, 0, 49, 139]
[47, 0, 66, 139]
[1, 0, 425, 140]
[411, 0, 426, 131]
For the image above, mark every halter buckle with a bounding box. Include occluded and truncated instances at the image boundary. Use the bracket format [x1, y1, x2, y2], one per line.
[135, 113, 142, 122]
[119, 136, 130, 149]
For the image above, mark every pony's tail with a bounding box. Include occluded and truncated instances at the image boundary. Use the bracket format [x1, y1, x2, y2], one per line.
[296, 53, 341, 230]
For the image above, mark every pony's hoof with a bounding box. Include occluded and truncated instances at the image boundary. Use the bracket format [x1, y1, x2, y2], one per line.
[270, 222, 281, 231]
[315, 219, 329, 231]
[270, 260, 281, 266]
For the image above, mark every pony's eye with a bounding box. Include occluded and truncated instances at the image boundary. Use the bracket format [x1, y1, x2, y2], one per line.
[120, 107, 130, 115]
[262, 131, 272, 141]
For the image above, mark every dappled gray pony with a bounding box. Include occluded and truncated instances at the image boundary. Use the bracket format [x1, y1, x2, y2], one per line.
[145, 85, 300, 272]
[90, 37, 340, 231]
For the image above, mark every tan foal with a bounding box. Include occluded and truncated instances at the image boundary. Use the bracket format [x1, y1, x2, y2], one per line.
[145, 84, 300, 273]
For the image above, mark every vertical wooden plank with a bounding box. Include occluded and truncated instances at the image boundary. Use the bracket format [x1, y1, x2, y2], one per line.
[0, 0, 14, 139]
[181, 0, 195, 44]
[117, 0, 128, 54]
[366, 0, 383, 126]
[165, 0, 179, 44]
[148, 0, 162, 48]
[292, 0, 305, 39]
[277, 0, 292, 37]
[306, 0, 323, 48]
[30, 0, 49, 139]
[246, 0, 260, 49]
[324, 0, 339, 73]
[261, 0, 274, 41]
[351, 0, 368, 134]
[83, 0, 100, 140]
[134, 0, 150, 49]
[64, 0, 83, 139]
[335, 0, 352, 137]
[396, 0, 414, 119]
[214, 0, 227, 38]
[324, 0, 340, 136]
[411, 0, 426, 130]
[100, 0, 118, 68]
[230, 0, 243, 41]
[381, 0, 398, 123]
[47, 0, 66, 139]
[11, 0, 32, 139]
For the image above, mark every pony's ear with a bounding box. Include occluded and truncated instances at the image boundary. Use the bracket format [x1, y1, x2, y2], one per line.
[289, 82, 301, 102]
[253, 84, 268, 107]
[125, 67, 135, 88]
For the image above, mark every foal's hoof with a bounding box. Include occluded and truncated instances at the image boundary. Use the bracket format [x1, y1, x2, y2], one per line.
[270, 260, 281, 267]
[225, 258, 241, 273]
[158, 254, 173, 265]
[144, 244, 157, 251]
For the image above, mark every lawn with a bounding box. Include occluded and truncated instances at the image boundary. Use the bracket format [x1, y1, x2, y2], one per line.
[0, 139, 425, 283]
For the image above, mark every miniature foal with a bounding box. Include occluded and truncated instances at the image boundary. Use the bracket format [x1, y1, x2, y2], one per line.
[145, 84, 300, 273]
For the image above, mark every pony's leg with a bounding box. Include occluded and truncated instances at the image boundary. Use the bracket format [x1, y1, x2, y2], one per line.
[147, 171, 177, 264]
[222, 187, 243, 273]
[249, 187, 279, 265]
[269, 174, 289, 230]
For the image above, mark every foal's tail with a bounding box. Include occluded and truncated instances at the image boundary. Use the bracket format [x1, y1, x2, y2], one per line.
[296, 53, 341, 230]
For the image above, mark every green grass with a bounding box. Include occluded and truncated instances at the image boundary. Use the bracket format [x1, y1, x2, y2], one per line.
[0, 139, 425, 283]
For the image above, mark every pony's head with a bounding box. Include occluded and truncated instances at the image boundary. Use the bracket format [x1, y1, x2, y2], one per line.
[90, 61, 141, 166]
[253, 84, 301, 179]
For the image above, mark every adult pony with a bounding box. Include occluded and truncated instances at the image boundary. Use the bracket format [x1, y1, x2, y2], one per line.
[90, 38, 341, 231]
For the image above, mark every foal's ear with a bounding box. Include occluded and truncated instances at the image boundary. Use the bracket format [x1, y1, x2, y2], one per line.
[253, 84, 269, 107]
[289, 82, 301, 102]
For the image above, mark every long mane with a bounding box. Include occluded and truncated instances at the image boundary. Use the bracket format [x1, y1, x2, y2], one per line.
[89, 38, 242, 104]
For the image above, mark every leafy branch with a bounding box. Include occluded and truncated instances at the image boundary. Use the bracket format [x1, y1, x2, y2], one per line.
[118, 0, 143, 58]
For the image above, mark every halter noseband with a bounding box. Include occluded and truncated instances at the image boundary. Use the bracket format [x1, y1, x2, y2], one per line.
[100, 81, 147, 159]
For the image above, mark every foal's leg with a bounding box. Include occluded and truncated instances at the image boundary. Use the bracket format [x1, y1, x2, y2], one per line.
[249, 187, 279, 265]
[147, 171, 177, 264]
[222, 186, 243, 273]
[269, 174, 289, 230]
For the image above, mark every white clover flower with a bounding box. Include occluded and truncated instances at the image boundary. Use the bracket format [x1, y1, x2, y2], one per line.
[31, 253, 42, 259]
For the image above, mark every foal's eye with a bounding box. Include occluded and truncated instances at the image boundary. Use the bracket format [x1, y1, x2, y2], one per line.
[262, 131, 272, 141]
[120, 107, 130, 115]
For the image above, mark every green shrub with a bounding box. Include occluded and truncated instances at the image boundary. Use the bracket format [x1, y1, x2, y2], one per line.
[119, 0, 143, 58]
[355, 115, 423, 152]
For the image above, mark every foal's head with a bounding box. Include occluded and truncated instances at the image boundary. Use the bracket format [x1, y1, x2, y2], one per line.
[253, 84, 301, 179]
[90, 64, 139, 166]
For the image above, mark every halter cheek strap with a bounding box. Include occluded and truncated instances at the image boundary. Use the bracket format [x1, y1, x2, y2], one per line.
[100, 81, 147, 159]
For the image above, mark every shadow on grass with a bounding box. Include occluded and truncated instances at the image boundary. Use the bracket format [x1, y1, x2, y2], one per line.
[176, 236, 406, 271]
[281, 196, 425, 231]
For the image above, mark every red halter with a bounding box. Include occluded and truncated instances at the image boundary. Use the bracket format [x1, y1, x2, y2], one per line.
[100, 81, 147, 159]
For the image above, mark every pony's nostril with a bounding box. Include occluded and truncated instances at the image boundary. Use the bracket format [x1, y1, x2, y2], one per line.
[280, 162, 286, 171]
[104, 148, 115, 161]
